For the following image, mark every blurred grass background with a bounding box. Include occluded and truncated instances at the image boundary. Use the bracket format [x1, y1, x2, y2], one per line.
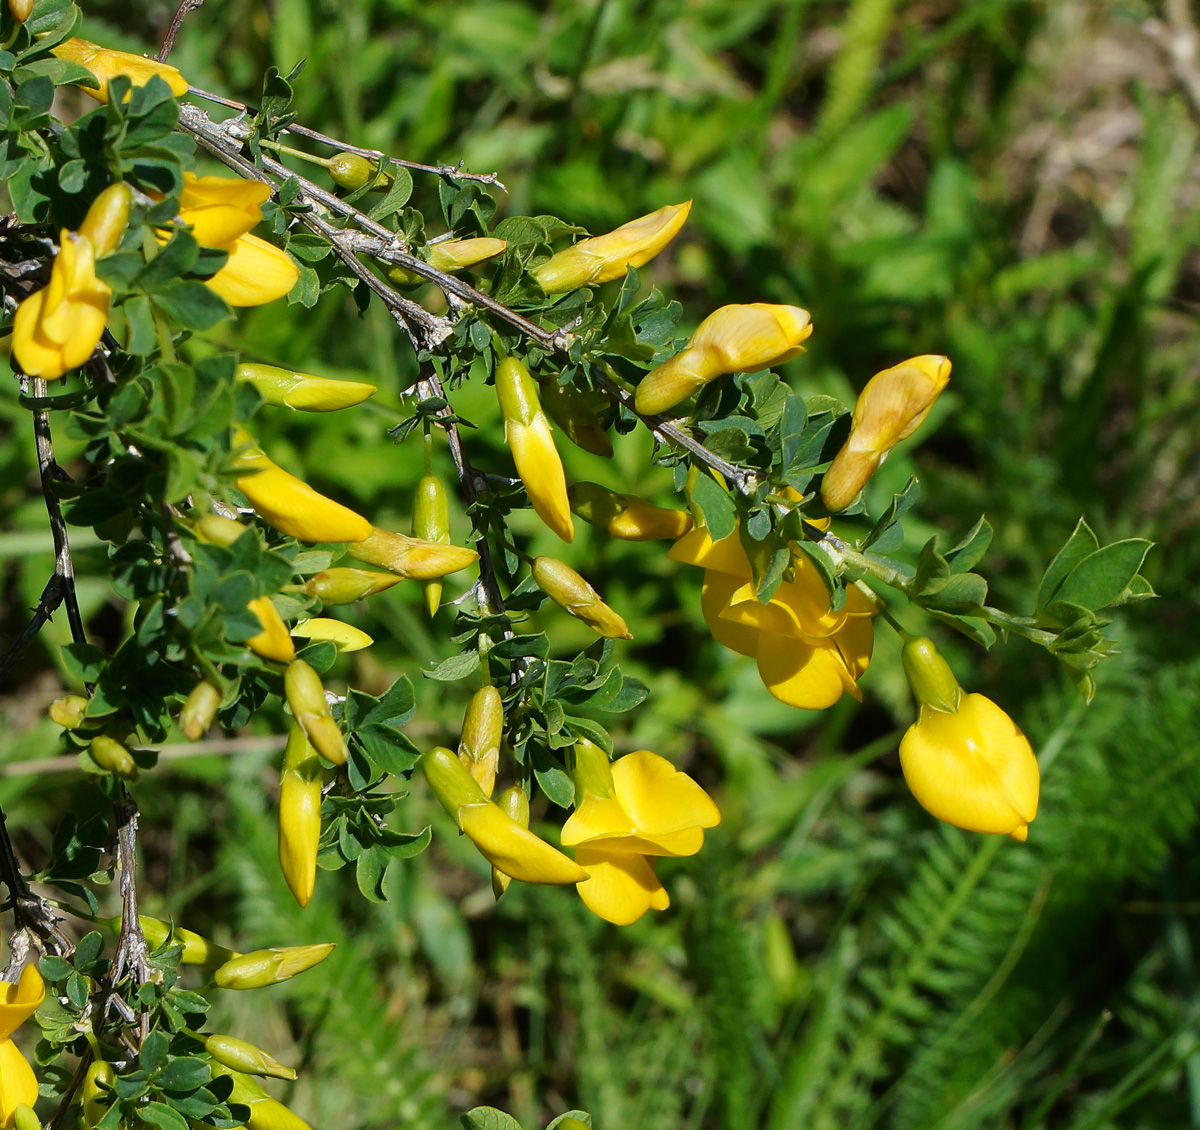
[4, 0, 1200, 1126]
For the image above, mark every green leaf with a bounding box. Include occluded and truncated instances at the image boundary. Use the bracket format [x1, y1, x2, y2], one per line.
[359, 677, 416, 726]
[424, 650, 481, 682]
[355, 847, 390, 902]
[369, 166, 414, 220]
[151, 282, 229, 330]
[546, 1115, 592, 1130]
[860, 476, 919, 553]
[1052, 539, 1153, 612]
[945, 516, 992, 573]
[690, 472, 737, 541]
[158, 1056, 211, 1091]
[139, 1103, 189, 1130]
[460, 1109, 524, 1130]
[1037, 518, 1099, 612]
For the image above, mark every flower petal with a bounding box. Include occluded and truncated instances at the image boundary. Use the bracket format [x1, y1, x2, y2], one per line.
[459, 803, 586, 885]
[206, 234, 299, 306]
[756, 635, 854, 710]
[0, 966, 43, 1044]
[575, 847, 669, 925]
[611, 750, 720, 841]
[669, 527, 751, 577]
[0, 1039, 39, 1126]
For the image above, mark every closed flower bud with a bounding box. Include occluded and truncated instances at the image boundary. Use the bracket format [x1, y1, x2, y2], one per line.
[531, 556, 632, 640]
[193, 513, 250, 545]
[51, 38, 189, 102]
[177, 171, 269, 249]
[413, 473, 451, 616]
[77, 183, 132, 258]
[532, 201, 692, 293]
[387, 238, 507, 285]
[569, 482, 692, 541]
[290, 618, 373, 652]
[539, 377, 613, 458]
[821, 355, 952, 512]
[210, 1065, 313, 1130]
[12, 1105, 39, 1130]
[278, 725, 323, 909]
[13, 230, 111, 380]
[328, 153, 385, 191]
[48, 695, 89, 729]
[284, 660, 347, 766]
[303, 567, 401, 604]
[180, 680, 222, 741]
[133, 916, 238, 966]
[635, 303, 812, 416]
[458, 686, 503, 797]
[213, 943, 335, 990]
[348, 526, 478, 580]
[246, 596, 297, 664]
[231, 426, 372, 544]
[496, 357, 573, 541]
[81, 1061, 114, 1129]
[898, 636, 1039, 841]
[491, 785, 529, 899]
[88, 736, 138, 780]
[7, 0, 32, 22]
[205, 1034, 296, 1081]
[208, 234, 300, 307]
[236, 363, 376, 412]
[421, 748, 586, 884]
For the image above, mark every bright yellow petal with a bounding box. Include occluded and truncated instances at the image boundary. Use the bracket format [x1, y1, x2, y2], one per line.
[0, 967, 43, 1044]
[669, 527, 751, 576]
[560, 794, 636, 848]
[611, 750, 720, 840]
[508, 415, 574, 541]
[700, 571, 760, 658]
[0, 1040, 38, 1127]
[834, 613, 875, 683]
[290, 618, 373, 652]
[756, 635, 852, 710]
[459, 803, 586, 885]
[206, 234, 299, 306]
[179, 172, 270, 246]
[574, 848, 669, 925]
[246, 596, 297, 664]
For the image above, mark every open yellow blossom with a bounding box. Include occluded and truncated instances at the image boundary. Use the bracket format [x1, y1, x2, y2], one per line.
[246, 596, 297, 664]
[12, 231, 110, 380]
[822, 355, 951, 511]
[533, 201, 692, 293]
[0, 965, 44, 1128]
[561, 743, 720, 925]
[231, 426, 372, 544]
[205, 233, 299, 306]
[51, 38, 188, 102]
[671, 526, 876, 710]
[635, 303, 812, 416]
[898, 637, 1039, 841]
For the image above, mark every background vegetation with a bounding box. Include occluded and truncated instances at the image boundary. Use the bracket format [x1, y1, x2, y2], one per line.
[3, 0, 1200, 1126]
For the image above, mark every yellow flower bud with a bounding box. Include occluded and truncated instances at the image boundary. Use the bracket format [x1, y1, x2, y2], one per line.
[180, 679, 222, 741]
[491, 785, 529, 899]
[246, 596, 297, 664]
[532, 201, 692, 293]
[48, 695, 89, 729]
[386, 238, 507, 285]
[458, 686, 503, 797]
[278, 725, 323, 909]
[496, 357, 573, 541]
[81, 1060, 114, 1129]
[193, 513, 251, 545]
[204, 1034, 296, 1081]
[12, 230, 111, 380]
[87, 736, 138, 780]
[898, 637, 1039, 841]
[210, 1065, 313, 1130]
[13, 1104, 40, 1130]
[213, 943, 335, 990]
[290, 618, 373, 652]
[569, 481, 693, 541]
[328, 153, 385, 191]
[634, 303, 813, 416]
[134, 916, 237, 966]
[413, 473, 451, 616]
[236, 363, 377, 412]
[538, 377, 614, 458]
[77, 183, 132, 258]
[7, 0, 32, 23]
[348, 526, 478, 580]
[531, 556, 632, 639]
[284, 660, 347, 766]
[51, 38, 189, 102]
[302, 567, 401, 604]
[821, 355, 952, 512]
[231, 426, 372, 544]
[420, 748, 586, 884]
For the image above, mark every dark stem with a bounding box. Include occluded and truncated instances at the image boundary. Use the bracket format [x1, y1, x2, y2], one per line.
[0, 804, 70, 979]
[157, 0, 204, 62]
[108, 787, 151, 1040]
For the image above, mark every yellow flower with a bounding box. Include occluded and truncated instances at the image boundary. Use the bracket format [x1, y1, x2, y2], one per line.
[348, 527, 478, 579]
[12, 231, 111, 380]
[284, 659, 347, 766]
[561, 743, 720, 925]
[635, 303, 812, 416]
[236, 363, 377, 412]
[290, 618, 373, 652]
[211, 1066, 312, 1130]
[898, 637, 1039, 841]
[78, 183, 133, 258]
[387, 237, 508, 285]
[421, 748, 586, 885]
[533, 201, 692, 293]
[569, 481, 693, 541]
[822, 355, 951, 512]
[51, 38, 189, 102]
[458, 686, 503, 797]
[278, 724, 322, 908]
[496, 357, 574, 541]
[670, 526, 876, 710]
[531, 556, 632, 640]
[204, 1034, 295, 1081]
[246, 596, 297, 664]
[213, 943, 335, 990]
[0, 965, 44, 1129]
[231, 426, 372, 544]
[205, 233, 300, 306]
[490, 785, 529, 898]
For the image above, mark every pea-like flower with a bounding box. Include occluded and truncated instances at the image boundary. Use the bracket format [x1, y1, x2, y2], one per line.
[51, 37, 188, 102]
[213, 943, 335, 990]
[898, 637, 1039, 841]
[245, 596, 297, 664]
[211, 1065, 312, 1130]
[635, 303, 812, 416]
[204, 1034, 296, 1081]
[670, 525, 876, 710]
[569, 481, 693, 541]
[822, 355, 951, 512]
[0, 965, 44, 1129]
[532, 201, 691, 294]
[284, 659, 348, 766]
[561, 742, 720, 925]
[278, 724, 323, 908]
[12, 230, 111, 380]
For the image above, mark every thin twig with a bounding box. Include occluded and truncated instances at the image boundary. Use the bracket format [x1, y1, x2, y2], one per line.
[0, 573, 70, 684]
[157, 0, 205, 62]
[2, 735, 289, 777]
[108, 787, 150, 1040]
[0, 804, 70, 977]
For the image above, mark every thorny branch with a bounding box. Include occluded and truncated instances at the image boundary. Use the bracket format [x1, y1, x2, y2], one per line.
[0, 804, 70, 980]
[108, 787, 151, 1040]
